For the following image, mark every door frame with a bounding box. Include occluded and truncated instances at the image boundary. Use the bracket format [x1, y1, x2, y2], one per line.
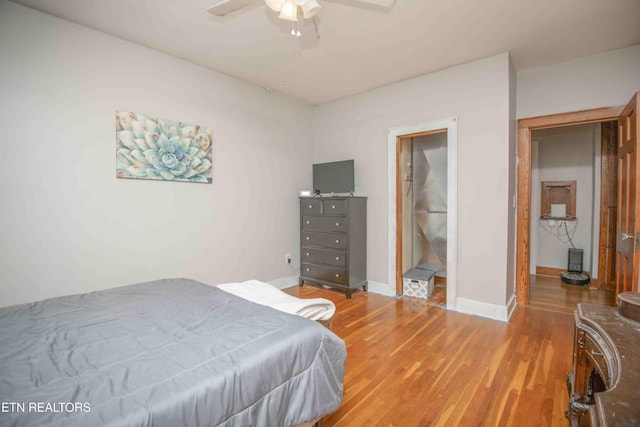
[597, 121, 618, 291]
[516, 107, 623, 305]
[388, 117, 458, 309]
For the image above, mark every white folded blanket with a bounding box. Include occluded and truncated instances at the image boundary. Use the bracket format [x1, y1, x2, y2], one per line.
[217, 280, 336, 321]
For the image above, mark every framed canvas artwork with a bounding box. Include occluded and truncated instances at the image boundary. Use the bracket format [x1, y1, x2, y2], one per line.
[116, 110, 213, 183]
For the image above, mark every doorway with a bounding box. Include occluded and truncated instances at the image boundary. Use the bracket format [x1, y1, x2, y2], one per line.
[387, 117, 458, 310]
[399, 131, 448, 305]
[530, 123, 617, 287]
[527, 122, 618, 311]
[516, 107, 625, 305]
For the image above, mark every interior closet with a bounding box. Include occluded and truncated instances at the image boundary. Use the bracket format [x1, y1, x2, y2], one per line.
[399, 132, 448, 299]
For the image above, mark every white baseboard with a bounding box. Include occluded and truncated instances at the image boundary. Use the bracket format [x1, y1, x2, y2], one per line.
[270, 276, 516, 322]
[454, 297, 511, 322]
[366, 281, 395, 297]
[268, 276, 299, 290]
[269, 276, 395, 298]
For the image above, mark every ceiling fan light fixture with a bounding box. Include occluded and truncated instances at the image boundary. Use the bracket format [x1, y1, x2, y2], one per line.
[278, 0, 298, 22]
[298, 0, 321, 19]
[265, 0, 284, 12]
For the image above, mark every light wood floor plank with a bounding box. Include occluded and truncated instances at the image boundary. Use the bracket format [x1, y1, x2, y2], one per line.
[285, 277, 615, 426]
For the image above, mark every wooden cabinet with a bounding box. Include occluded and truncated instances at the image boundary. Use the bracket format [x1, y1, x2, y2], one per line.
[566, 301, 640, 426]
[540, 180, 576, 219]
[299, 197, 367, 299]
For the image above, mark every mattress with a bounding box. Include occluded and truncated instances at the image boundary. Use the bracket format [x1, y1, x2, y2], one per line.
[0, 278, 346, 427]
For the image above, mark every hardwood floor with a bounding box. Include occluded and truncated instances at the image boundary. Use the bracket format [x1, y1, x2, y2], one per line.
[285, 280, 615, 426]
[529, 274, 615, 314]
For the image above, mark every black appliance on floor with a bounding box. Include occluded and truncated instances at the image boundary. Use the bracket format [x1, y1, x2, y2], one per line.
[561, 248, 590, 286]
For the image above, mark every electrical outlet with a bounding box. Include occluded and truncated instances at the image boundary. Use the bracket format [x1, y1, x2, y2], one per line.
[285, 253, 291, 264]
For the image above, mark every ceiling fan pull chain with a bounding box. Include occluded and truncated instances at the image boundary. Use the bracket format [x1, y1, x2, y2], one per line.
[291, 20, 301, 37]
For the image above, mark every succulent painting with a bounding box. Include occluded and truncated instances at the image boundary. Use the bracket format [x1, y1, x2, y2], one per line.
[116, 111, 213, 183]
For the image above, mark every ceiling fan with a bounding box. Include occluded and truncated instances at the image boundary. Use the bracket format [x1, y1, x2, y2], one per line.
[207, 0, 394, 36]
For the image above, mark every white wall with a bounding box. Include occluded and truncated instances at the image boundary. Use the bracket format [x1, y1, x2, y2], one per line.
[517, 45, 640, 118]
[532, 124, 597, 272]
[312, 53, 514, 315]
[506, 56, 517, 307]
[0, 2, 312, 307]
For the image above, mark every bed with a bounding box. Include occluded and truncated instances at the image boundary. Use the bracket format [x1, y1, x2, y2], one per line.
[0, 278, 346, 427]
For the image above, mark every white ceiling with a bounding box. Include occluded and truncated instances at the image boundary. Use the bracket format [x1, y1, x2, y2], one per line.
[11, 0, 640, 105]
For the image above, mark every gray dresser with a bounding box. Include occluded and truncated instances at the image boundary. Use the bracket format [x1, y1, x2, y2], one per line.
[299, 196, 367, 299]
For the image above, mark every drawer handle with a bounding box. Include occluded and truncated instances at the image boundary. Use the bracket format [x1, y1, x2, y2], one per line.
[306, 252, 310, 256]
[306, 237, 310, 241]
[336, 256, 340, 260]
[335, 274, 340, 278]
[306, 268, 310, 272]
[331, 205, 336, 209]
[335, 239, 340, 243]
[335, 222, 340, 226]
[308, 205, 313, 208]
[306, 220, 310, 224]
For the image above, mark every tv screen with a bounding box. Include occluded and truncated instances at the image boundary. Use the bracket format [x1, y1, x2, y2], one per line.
[313, 160, 354, 194]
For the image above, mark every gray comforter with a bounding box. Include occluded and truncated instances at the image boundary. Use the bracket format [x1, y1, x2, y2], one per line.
[0, 279, 346, 427]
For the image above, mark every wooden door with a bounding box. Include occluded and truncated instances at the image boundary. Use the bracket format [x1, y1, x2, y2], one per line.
[598, 122, 618, 291]
[616, 93, 640, 295]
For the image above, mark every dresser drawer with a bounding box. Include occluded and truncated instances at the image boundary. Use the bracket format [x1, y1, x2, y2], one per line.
[584, 334, 613, 387]
[300, 199, 322, 215]
[301, 231, 347, 249]
[302, 248, 346, 268]
[302, 215, 347, 232]
[302, 263, 348, 285]
[322, 199, 347, 215]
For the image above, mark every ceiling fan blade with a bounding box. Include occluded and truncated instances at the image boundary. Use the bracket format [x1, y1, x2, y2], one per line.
[323, 0, 395, 12]
[346, 0, 394, 5]
[206, 0, 256, 16]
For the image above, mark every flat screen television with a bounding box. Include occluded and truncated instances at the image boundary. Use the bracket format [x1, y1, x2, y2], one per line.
[312, 160, 354, 195]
